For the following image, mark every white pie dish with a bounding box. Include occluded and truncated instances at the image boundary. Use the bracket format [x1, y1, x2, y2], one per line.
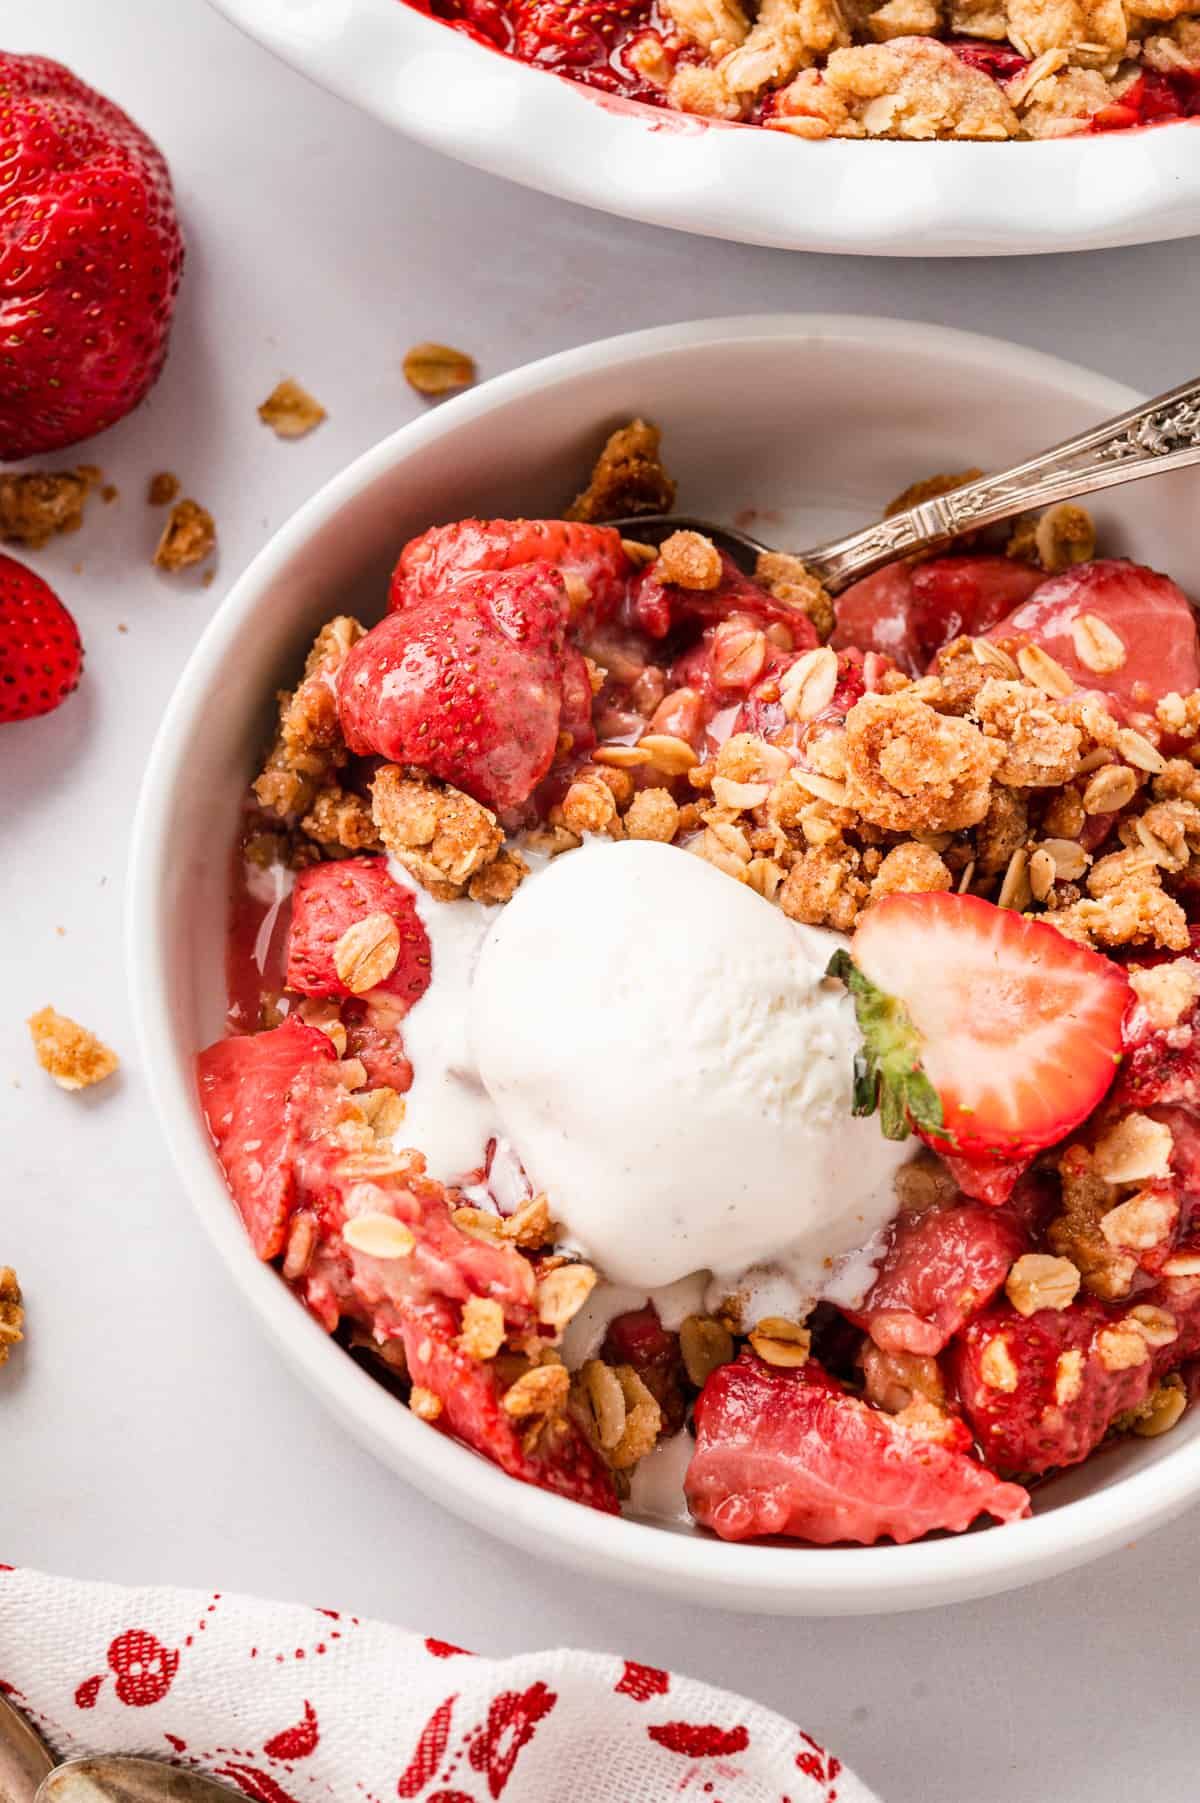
[207, 0, 1200, 256]
[129, 313, 1200, 1613]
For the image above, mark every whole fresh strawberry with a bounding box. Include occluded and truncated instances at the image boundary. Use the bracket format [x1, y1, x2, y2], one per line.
[829, 892, 1131, 1167]
[0, 554, 83, 723]
[338, 562, 574, 812]
[0, 55, 183, 459]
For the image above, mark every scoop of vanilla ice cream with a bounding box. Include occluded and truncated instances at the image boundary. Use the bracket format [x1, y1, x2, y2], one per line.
[468, 839, 909, 1291]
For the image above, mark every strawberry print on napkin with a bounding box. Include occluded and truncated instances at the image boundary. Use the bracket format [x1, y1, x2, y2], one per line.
[0, 1566, 879, 1802]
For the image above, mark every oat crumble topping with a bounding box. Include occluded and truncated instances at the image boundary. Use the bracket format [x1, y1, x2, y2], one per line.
[258, 379, 328, 440]
[565, 420, 677, 524]
[0, 1268, 22, 1368]
[0, 469, 94, 548]
[402, 342, 477, 398]
[27, 1007, 119, 1092]
[370, 764, 506, 898]
[154, 497, 217, 571]
[147, 470, 180, 507]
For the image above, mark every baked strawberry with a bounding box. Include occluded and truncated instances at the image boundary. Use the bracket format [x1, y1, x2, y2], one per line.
[831, 892, 1130, 1166]
[831, 556, 1042, 676]
[848, 1194, 1028, 1356]
[196, 1021, 343, 1260]
[341, 1001, 415, 1095]
[0, 555, 83, 723]
[299, 1144, 539, 1322]
[1117, 970, 1200, 1112]
[391, 518, 632, 625]
[602, 1304, 688, 1435]
[1093, 69, 1200, 131]
[734, 644, 869, 747]
[949, 1297, 1161, 1478]
[285, 857, 431, 1006]
[338, 563, 573, 812]
[831, 564, 921, 671]
[631, 549, 814, 645]
[400, 1296, 619, 1512]
[419, 0, 517, 50]
[948, 39, 1030, 79]
[984, 560, 1200, 717]
[909, 556, 1043, 663]
[0, 55, 183, 459]
[513, 0, 650, 67]
[686, 1353, 1029, 1544]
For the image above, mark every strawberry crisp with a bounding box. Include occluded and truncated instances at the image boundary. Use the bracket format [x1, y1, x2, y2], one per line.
[402, 0, 1200, 139]
[199, 421, 1200, 1547]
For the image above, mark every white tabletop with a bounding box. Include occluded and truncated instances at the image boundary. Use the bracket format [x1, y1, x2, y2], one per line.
[5, 5, 1199, 1799]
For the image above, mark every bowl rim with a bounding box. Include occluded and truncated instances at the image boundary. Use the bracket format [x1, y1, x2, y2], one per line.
[128, 313, 1200, 1614]
[206, 0, 1200, 257]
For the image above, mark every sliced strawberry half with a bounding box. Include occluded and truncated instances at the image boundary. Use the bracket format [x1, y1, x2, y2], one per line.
[196, 1020, 343, 1259]
[831, 892, 1131, 1165]
[685, 1352, 1029, 1545]
[984, 559, 1200, 717]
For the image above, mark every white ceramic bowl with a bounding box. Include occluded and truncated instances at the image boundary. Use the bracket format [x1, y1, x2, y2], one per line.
[208, 0, 1200, 256]
[129, 314, 1200, 1613]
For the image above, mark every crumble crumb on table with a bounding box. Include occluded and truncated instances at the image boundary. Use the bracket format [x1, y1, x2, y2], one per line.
[27, 1008, 118, 1092]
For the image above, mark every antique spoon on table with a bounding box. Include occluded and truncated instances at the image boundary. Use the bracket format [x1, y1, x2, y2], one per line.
[606, 375, 1200, 595]
[0, 1694, 237, 1803]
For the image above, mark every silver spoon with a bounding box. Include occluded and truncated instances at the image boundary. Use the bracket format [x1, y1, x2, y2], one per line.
[607, 374, 1200, 597]
[0, 1695, 237, 1803]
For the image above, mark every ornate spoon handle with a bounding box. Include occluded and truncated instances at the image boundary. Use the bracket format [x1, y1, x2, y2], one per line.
[801, 375, 1200, 593]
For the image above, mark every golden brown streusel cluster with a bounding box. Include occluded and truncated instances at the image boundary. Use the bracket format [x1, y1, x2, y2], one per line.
[153, 496, 217, 572]
[258, 379, 328, 440]
[0, 1268, 23, 1369]
[649, 0, 1199, 140]
[27, 1007, 119, 1092]
[566, 418, 677, 524]
[654, 613, 1200, 958]
[0, 468, 96, 548]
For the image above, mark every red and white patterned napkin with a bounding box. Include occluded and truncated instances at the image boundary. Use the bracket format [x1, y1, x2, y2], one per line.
[0, 1565, 878, 1802]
